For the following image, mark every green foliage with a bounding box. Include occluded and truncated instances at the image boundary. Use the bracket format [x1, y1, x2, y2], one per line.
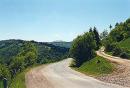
[0, 64, 11, 80]
[10, 71, 26, 88]
[9, 66, 34, 88]
[50, 41, 72, 48]
[119, 38, 130, 51]
[10, 56, 25, 76]
[104, 38, 116, 52]
[100, 30, 108, 40]
[104, 18, 130, 59]
[112, 45, 122, 56]
[109, 18, 130, 42]
[70, 32, 96, 67]
[0, 39, 69, 87]
[120, 52, 130, 59]
[93, 27, 101, 49]
[75, 56, 114, 75]
[24, 52, 37, 66]
[36, 42, 69, 64]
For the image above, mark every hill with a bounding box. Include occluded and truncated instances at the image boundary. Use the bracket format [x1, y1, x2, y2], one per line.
[0, 40, 69, 64]
[0, 39, 69, 88]
[49, 41, 72, 48]
[103, 18, 130, 59]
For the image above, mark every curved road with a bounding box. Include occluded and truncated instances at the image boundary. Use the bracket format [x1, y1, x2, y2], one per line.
[26, 58, 126, 88]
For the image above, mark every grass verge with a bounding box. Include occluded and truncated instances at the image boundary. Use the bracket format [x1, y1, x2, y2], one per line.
[9, 61, 57, 88]
[9, 64, 40, 88]
[72, 56, 115, 76]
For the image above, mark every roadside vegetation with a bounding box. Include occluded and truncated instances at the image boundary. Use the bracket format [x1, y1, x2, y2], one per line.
[0, 40, 69, 88]
[69, 27, 101, 67]
[69, 27, 114, 76]
[10, 64, 40, 88]
[70, 18, 130, 76]
[119, 38, 130, 51]
[75, 56, 115, 76]
[102, 18, 130, 59]
[10, 68, 28, 88]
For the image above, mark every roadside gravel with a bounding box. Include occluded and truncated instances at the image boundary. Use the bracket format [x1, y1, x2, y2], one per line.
[97, 48, 130, 87]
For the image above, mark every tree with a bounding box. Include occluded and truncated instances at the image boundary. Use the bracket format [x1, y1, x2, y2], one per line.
[24, 52, 37, 67]
[89, 27, 93, 33]
[115, 23, 119, 27]
[93, 27, 101, 49]
[0, 64, 11, 80]
[100, 30, 108, 40]
[109, 24, 112, 31]
[69, 32, 96, 67]
[10, 56, 25, 76]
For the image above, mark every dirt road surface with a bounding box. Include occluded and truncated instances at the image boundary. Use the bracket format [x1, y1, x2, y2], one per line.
[96, 47, 130, 87]
[26, 58, 126, 88]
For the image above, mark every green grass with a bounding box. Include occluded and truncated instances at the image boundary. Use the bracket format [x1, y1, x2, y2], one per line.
[119, 38, 130, 51]
[0, 80, 3, 88]
[106, 51, 113, 56]
[10, 69, 29, 88]
[9, 60, 60, 88]
[9, 64, 40, 88]
[73, 56, 115, 76]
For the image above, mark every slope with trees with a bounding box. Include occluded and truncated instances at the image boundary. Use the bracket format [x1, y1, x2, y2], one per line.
[69, 27, 114, 75]
[49, 41, 72, 48]
[0, 39, 69, 88]
[103, 18, 130, 59]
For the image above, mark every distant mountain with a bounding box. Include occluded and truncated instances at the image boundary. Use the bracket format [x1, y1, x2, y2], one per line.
[49, 41, 72, 48]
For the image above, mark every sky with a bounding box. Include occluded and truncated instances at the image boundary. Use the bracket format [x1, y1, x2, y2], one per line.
[0, 0, 130, 42]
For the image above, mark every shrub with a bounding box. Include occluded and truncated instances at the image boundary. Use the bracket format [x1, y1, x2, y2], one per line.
[105, 43, 116, 52]
[120, 52, 130, 59]
[69, 32, 96, 67]
[112, 46, 122, 56]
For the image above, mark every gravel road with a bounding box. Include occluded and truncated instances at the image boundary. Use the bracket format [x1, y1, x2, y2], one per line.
[96, 47, 130, 87]
[26, 58, 126, 88]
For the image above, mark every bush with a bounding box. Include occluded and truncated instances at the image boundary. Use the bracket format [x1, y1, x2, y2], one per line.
[120, 52, 130, 59]
[69, 32, 96, 67]
[0, 64, 11, 81]
[105, 43, 116, 52]
[112, 46, 122, 56]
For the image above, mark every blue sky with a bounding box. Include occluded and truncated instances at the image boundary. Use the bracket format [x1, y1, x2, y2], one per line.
[0, 0, 130, 42]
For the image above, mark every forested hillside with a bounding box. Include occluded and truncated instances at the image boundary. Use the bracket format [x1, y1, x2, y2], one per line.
[33, 41, 69, 64]
[49, 41, 72, 48]
[69, 27, 115, 75]
[0, 39, 69, 87]
[103, 18, 130, 59]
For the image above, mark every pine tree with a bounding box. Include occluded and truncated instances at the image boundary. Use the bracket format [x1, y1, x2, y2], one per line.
[109, 24, 112, 30]
[93, 27, 101, 49]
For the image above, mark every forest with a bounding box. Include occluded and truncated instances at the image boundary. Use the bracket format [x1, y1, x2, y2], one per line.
[0, 39, 69, 87]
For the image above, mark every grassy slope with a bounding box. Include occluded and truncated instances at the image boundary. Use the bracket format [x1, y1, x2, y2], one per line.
[119, 38, 130, 51]
[10, 69, 30, 88]
[74, 56, 115, 76]
[106, 38, 130, 57]
[9, 64, 40, 88]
